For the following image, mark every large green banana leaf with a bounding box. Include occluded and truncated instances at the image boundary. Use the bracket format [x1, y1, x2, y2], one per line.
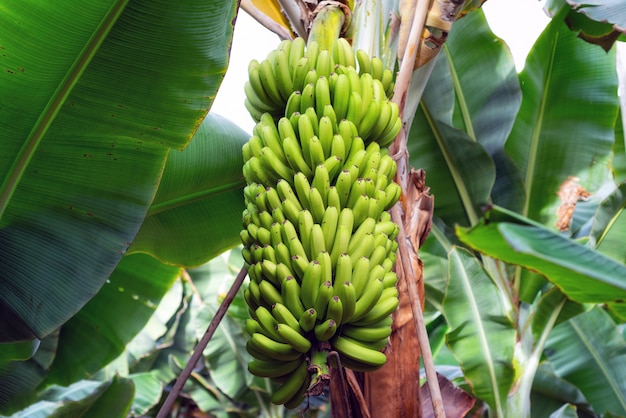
[0, 254, 179, 413]
[0, 0, 237, 343]
[409, 9, 512, 226]
[589, 182, 626, 263]
[504, 9, 618, 226]
[545, 306, 626, 416]
[457, 206, 626, 304]
[7, 375, 134, 418]
[129, 113, 249, 267]
[443, 247, 517, 416]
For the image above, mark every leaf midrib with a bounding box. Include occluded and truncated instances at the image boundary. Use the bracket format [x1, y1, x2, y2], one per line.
[0, 0, 130, 219]
[571, 318, 626, 413]
[422, 103, 479, 225]
[148, 180, 244, 216]
[451, 249, 504, 416]
[444, 45, 476, 141]
[523, 32, 559, 217]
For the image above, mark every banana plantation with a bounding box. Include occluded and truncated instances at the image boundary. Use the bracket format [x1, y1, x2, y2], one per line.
[1, 0, 625, 417]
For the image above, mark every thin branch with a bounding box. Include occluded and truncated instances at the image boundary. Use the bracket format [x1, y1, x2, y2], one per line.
[391, 0, 433, 193]
[392, 206, 445, 418]
[156, 267, 248, 418]
[387, 0, 445, 417]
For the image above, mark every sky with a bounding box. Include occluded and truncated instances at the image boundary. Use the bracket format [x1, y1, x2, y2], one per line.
[210, 0, 553, 134]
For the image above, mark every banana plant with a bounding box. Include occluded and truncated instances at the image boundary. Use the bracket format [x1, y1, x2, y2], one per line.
[2, 0, 626, 417]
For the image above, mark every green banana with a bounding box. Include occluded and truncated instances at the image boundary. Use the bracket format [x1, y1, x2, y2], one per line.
[272, 301, 301, 330]
[282, 276, 305, 319]
[270, 360, 310, 405]
[248, 357, 303, 378]
[332, 334, 387, 368]
[276, 323, 311, 353]
[314, 318, 337, 342]
[299, 307, 317, 332]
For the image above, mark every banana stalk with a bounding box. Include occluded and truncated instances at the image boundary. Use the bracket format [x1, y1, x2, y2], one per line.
[308, 2, 350, 50]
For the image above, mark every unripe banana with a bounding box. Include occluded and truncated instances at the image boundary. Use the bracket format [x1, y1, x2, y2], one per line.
[326, 295, 344, 324]
[283, 276, 305, 318]
[299, 307, 317, 332]
[332, 334, 387, 368]
[259, 279, 283, 306]
[283, 373, 312, 409]
[274, 47, 294, 101]
[352, 278, 384, 321]
[314, 318, 337, 342]
[276, 323, 311, 353]
[285, 91, 302, 119]
[314, 280, 333, 319]
[336, 280, 357, 323]
[270, 360, 310, 405]
[300, 260, 322, 309]
[300, 83, 316, 115]
[293, 172, 312, 210]
[315, 76, 332, 117]
[248, 357, 303, 378]
[292, 57, 311, 92]
[356, 49, 372, 75]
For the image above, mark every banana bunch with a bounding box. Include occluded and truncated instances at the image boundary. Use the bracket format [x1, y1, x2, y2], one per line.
[240, 37, 402, 408]
[245, 38, 400, 147]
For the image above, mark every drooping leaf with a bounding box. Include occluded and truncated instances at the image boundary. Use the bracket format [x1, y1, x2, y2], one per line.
[443, 247, 517, 415]
[8, 376, 134, 418]
[0, 0, 238, 343]
[505, 10, 618, 226]
[545, 306, 626, 416]
[129, 113, 249, 267]
[0, 332, 59, 414]
[128, 373, 163, 416]
[530, 288, 587, 343]
[548, 404, 579, 418]
[457, 218, 626, 303]
[43, 254, 180, 386]
[589, 182, 626, 263]
[613, 109, 626, 182]
[530, 362, 591, 418]
[567, 0, 626, 34]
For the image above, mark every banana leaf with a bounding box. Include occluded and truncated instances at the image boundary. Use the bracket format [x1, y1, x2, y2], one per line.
[443, 247, 517, 415]
[589, 182, 626, 263]
[548, 404, 579, 418]
[7, 375, 134, 418]
[504, 9, 618, 226]
[129, 112, 249, 267]
[0, 0, 238, 343]
[530, 362, 591, 418]
[0, 332, 59, 414]
[43, 254, 181, 386]
[0, 254, 179, 413]
[566, 0, 626, 31]
[613, 110, 626, 182]
[457, 209, 626, 304]
[545, 306, 626, 416]
[408, 8, 524, 226]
